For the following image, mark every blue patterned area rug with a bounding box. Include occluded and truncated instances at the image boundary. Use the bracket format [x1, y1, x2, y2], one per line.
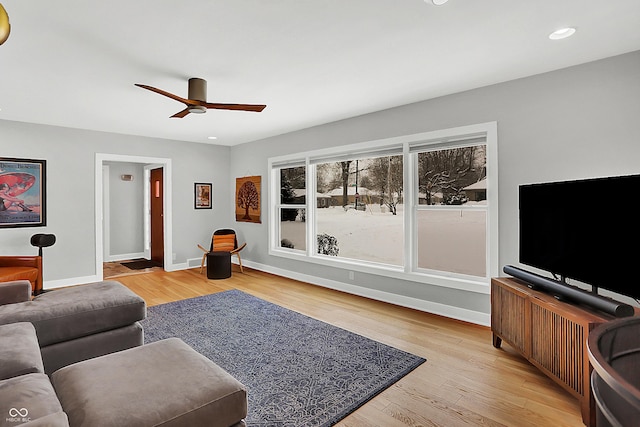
[142, 289, 426, 427]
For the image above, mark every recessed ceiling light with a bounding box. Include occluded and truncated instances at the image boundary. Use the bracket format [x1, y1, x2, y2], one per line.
[431, 0, 449, 4]
[207, 136, 217, 140]
[549, 27, 576, 40]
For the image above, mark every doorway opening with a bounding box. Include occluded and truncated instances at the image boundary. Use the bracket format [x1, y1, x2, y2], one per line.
[149, 167, 164, 267]
[95, 154, 173, 281]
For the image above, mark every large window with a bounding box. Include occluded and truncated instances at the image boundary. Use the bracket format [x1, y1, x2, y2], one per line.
[278, 165, 306, 252]
[315, 154, 404, 266]
[269, 123, 498, 291]
[415, 144, 487, 277]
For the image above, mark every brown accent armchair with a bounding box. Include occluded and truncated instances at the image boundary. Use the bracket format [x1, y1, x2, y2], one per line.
[0, 256, 42, 295]
[198, 229, 247, 274]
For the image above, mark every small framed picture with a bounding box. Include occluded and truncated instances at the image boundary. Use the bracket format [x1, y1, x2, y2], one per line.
[194, 182, 212, 209]
[0, 157, 47, 228]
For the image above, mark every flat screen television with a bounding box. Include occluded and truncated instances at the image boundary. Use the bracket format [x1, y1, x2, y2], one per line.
[519, 173, 640, 302]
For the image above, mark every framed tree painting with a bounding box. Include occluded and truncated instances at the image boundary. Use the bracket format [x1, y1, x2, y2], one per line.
[0, 157, 47, 228]
[235, 176, 261, 223]
[194, 182, 212, 209]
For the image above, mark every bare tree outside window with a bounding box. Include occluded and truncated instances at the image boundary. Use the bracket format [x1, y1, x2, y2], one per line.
[339, 161, 352, 207]
[279, 166, 306, 251]
[368, 156, 403, 215]
[281, 167, 305, 221]
[416, 144, 487, 277]
[418, 145, 486, 205]
[314, 156, 404, 265]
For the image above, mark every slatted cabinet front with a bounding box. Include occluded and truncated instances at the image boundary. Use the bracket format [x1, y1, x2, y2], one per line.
[491, 277, 612, 427]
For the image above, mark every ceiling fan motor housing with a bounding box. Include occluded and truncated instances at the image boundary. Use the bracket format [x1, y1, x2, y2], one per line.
[188, 78, 207, 102]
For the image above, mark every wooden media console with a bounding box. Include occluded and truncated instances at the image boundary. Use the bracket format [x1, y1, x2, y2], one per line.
[491, 276, 620, 427]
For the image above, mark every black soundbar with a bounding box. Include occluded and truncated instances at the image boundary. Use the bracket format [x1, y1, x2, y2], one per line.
[503, 265, 634, 318]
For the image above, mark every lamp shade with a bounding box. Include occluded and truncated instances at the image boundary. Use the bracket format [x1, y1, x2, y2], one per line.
[0, 3, 10, 46]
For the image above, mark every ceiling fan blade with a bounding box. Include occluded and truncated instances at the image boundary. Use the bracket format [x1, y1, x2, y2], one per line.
[201, 102, 267, 112]
[135, 84, 198, 106]
[171, 108, 191, 118]
[136, 80, 266, 115]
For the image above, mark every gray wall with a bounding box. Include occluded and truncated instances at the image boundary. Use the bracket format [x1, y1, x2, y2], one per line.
[105, 162, 145, 259]
[0, 123, 231, 284]
[1, 50, 637, 322]
[230, 50, 640, 320]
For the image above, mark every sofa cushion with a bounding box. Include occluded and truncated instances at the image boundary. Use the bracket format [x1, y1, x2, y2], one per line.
[52, 338, 247, 427]
[0, 373, 64, 425]
[23, 411, 69, 426]
[0, 281, 146, 346]
[0, 322, 44, 380]
[40, 322, 143, 375]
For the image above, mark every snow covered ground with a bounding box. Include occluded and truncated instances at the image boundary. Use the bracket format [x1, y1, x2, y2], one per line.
[281, 204, 486, 277]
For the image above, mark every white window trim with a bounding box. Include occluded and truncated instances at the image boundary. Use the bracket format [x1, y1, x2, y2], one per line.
[268, 122, 498, 295]
[411, 138, 490, 281]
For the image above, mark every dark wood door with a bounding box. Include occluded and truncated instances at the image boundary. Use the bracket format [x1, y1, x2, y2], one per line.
[150, 167, 164, 267]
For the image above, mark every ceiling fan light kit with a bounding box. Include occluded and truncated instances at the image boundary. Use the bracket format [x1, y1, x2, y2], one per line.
[186, 78, 207, 114]
[188, 105, 207, 114]
[0, 3, 10, 46]
[135, 77, 266, 118]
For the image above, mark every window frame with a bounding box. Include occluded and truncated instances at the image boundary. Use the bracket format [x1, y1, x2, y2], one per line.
[276, 163, 307, 253]
[411, 139, 489, 278]
[268, 122, 498, 294]
[312, 150, 405, 266]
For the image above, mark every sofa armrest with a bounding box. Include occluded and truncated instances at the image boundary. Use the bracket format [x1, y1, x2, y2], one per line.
[0, 281, 146, 347]
[0, 280, 32, 305]
[0, 322, 44, 380]
[23, 412, 69, 427]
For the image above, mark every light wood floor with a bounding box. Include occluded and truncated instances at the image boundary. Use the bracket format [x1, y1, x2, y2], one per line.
[109, 266, 584, 427]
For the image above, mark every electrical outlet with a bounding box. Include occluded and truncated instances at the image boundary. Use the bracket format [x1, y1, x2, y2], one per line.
[349, 271, 354, 280]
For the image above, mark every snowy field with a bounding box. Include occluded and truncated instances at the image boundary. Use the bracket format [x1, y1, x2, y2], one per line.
[281, 204, 486, 277]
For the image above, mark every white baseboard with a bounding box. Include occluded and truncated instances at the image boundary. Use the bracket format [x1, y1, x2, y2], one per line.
[43, 260, 184, 289]
[199, 258, 490, 326]
[52, 258, 490, 327]
[249, 261, 490, 326]
[105, 252, 146, 263]
[44, 275, 103, 290]
[187, 258, 203, 268]
[165, 262, 187, 272]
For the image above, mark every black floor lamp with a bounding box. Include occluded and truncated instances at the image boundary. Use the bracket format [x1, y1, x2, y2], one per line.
[30, 233, 56, 294]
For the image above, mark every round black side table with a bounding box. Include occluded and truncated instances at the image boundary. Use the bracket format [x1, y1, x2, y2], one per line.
[206, 251, 231, 279]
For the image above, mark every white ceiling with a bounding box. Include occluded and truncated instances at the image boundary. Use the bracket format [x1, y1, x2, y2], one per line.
[1, 1, 639, 146]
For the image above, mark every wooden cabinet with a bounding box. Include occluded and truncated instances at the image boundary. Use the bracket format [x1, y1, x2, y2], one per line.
[491, 277, 614, 427]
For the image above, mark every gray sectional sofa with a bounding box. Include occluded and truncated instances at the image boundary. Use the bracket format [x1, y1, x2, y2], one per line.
[1, 322, 70, 426]
[0, 280, 248, 427]
[0, 279, 146, 374]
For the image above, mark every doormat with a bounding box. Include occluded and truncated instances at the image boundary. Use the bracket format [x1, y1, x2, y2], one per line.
[121, 259, 160, 270]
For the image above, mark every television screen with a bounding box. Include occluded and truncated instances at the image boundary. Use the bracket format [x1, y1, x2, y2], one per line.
[519, 174, 640, 301]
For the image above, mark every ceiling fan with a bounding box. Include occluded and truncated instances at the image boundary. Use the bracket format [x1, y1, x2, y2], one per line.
[135, 78, 266, 118]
